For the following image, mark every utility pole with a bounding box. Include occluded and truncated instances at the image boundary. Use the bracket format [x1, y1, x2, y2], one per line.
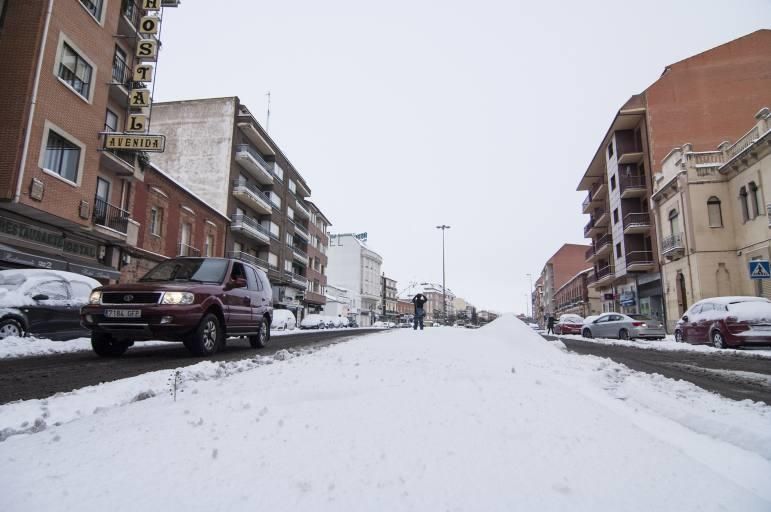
[436, 225, 450, 324]
[265, 91, 271, 132]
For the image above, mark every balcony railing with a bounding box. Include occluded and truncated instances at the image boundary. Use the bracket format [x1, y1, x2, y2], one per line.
[619, 174, 646, 195]
[725, 126, 760, 161]
[293, 246, 308, 260]
[626, 250, 654, 266]
[177, 243, 200, 257]
[93, 196, 129, 234]
[231, 213, 271, 243]
[583, 217, 595, 238]
[595, 265, 614, 281]
[226, 251, 269, 271]
[295, 200, 311, 219]
[234, 144, 272, 172]
[595, 233, 612, 252]
[122, 0, 141, 27]
[231, 179, 272, 213]
[294, 222, 310, 240]
[623, 212, 651, 230]
[112, 57, 129, 86]
[661, 233, 685, 256]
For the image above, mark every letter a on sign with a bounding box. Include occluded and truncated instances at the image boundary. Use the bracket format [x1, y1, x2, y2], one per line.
[142, 0, 161, 11]
[130, 89, 151, 108]
[136, 40, 158, 59]
[140, 16, 160, 35]
[126, 115, 148, 133]
[133, 64, 154, 82]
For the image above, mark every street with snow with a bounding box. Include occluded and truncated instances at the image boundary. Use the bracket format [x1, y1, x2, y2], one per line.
[1, 316, 770, 511]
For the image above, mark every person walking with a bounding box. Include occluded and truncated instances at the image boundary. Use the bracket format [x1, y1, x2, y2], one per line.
[412, 293, 428, 330]
[546, 314, 556, 335]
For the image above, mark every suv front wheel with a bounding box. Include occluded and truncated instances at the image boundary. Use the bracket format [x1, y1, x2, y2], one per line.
[185, 313, 223, 356]
[249, 317, 270, 349]
[92, 333, 130, 357]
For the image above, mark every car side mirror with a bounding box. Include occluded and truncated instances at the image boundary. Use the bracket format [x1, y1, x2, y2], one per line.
[32, 294, 49, 301]
[682, 315, 688, 322]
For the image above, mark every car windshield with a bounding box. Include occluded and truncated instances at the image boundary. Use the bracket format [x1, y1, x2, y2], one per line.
[139, 259, 228, 283]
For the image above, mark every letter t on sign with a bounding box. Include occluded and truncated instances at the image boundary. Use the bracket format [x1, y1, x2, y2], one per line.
[133, 64, 153, 82]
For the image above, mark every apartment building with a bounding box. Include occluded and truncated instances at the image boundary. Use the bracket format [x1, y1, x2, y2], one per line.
[578, 30, 771, 321]
[120, 163, 229, 282]
[537, 244, 592, 318]
[323, 283, 352, 319]
[532, 276, 544, 325]
[0, 0, 178, 281]
[149, 97, 330, 322]
[381, 274, 398, 320]
[553, 268, 601, 318]
[326, 233, 383, 326]
[398, 282, 455, 323]
[396, 299, 413, 320]
[651, 108, 771, 330]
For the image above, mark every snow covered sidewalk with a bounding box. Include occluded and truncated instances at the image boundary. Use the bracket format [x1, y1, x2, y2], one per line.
[1, 316, 770, 511]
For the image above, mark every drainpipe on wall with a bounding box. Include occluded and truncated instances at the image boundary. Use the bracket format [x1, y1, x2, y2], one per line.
[14, 0, 55, 203]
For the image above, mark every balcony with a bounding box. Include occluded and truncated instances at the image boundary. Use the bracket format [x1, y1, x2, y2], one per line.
[230, 213, 271, 245]
[227, 251, 269, 272]
[232, 179, 272, 215]
[583, 216, 608, 239]
[118, 0, 140, 38]
[619, 174, 646, 198]
[109, 57, 130, 103]
[661, 233, 685, 260]
[293, 222, 310, 241]
[582, 193, 592, 214]
[626, 250, 655, 272]
[289, 272, 308, 288]
[618, 149, 644, 165]
[586, 234, 612, 262]
[593, 207, 609, 227]
[93, 196, 129, 236]
[294, 200, 311, 219]
[623, 212, 652, 234]
[100, 147, 135, 176]
[234, 144, 273, 185]
[177, 243, 201, 257]
[292, 246, 309, 265]
[594, 265, 616, 286]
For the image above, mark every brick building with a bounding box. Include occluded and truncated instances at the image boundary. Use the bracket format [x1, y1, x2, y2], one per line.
[536, 244, 592, 320]
[578, 30, 771, 321]
[0, 0, 178, 281]
[553, 268, 601, 318]
[120, 163, 229, 282]
[304, 201, 331, 315]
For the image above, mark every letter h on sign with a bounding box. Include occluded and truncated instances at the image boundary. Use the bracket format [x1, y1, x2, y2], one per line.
[142, 0, 161, 10]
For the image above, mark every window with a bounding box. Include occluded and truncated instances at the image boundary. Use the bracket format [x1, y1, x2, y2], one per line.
[286, 233, 293, 245]
[268, 252, 278, 268]
[31, 280, 69, 301]
[149, 207, 163, 236]
[79, 0, 104, 20]
[180, 223, 192, 250]
[246, 267, 261, 291]
[58, 42, 93, 99]
[287, 207, 294, 220]
[233, 241, 243, 254]
[610, 175, 616, 191]
[607, 140, 614, 159]
[112, 45, 128, 85]
[105, 109, 119, 132]
[205, 234, 215, 257]
[269, 221, 279, 238]
[615, 243, 622, 258]
[668, 209, 679, 236]
[284, 260, 293, 272]
[289, 180, 297, 194]
[739, 186, 750, 222]
[231, 262, 246, 281]
[273, 163, 284, 181]
[749, 182, 761, 219]
[43, 130, 80, 183]
[613, 209, 619, 224]
[707, 197, 723, 228]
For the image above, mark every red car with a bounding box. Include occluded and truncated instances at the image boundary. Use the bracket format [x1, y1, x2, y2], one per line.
[674, 296, 771, 349]
[554, 314, 584, 335]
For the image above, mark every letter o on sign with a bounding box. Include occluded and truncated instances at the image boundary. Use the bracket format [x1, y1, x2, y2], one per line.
[140, 16, 160, 35]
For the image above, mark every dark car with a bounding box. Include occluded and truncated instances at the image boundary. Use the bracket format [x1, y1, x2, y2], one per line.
[674, 296, 771, 349]
[81, 257, 273, 357]
[0, 269, 100, 340]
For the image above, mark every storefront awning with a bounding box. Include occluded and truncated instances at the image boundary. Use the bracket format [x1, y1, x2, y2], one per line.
[0, 242, 120, 280]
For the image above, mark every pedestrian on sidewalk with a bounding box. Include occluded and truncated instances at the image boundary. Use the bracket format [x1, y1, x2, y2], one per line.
[412, 293, 428, 330]
[546, 315, 556, 335]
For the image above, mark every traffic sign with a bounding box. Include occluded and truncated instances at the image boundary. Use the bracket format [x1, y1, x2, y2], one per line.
[749, 260, 770, 280]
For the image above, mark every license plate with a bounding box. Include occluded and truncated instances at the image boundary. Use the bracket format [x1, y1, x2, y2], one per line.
[105, 309, 141, 319]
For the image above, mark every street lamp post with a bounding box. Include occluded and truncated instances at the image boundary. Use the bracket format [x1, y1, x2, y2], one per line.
[436, 225, 450, 324]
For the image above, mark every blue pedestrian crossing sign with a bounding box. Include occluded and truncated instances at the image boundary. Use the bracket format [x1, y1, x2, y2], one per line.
[749, 260, 771, 280]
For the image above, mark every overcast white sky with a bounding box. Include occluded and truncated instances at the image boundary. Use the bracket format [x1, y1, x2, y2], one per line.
[153, 0, 771, 313]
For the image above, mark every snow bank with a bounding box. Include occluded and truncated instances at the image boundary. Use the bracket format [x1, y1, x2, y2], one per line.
[1, 315, 770, 511]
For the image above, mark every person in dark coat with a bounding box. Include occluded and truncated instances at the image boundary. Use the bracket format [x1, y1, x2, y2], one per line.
[546, 315, 556, 335]
[412, 293, 428, 330]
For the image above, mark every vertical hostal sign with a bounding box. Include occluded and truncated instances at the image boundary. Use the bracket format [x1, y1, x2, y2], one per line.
[103, 0, 175, 153]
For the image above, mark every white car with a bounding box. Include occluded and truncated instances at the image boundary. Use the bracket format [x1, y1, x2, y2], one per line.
[272, 309, 296, 331]
[300, 314, 327, 329]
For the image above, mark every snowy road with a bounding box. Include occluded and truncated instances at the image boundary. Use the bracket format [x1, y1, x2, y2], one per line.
[1, 316, 769, 511]
[0, 329, 381, 404]
[545, 335, 771, 404]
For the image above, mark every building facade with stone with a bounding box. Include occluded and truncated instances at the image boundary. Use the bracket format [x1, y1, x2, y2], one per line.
[326, 233, 383, 327]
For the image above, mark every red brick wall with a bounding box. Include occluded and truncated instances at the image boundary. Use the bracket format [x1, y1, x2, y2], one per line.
[0, 0, 47, 200]
[549, 244, 591, 291]
[646, 30, 771, 171]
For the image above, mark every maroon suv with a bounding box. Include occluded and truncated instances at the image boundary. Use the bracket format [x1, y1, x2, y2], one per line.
[674, 296, 771, 349]
[81, 257, 273, 357]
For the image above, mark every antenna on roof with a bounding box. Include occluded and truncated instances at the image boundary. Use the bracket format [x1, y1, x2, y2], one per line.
[265, 91, 271, 132]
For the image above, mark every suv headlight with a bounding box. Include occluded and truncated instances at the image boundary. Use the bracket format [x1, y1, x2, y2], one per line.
[89, 291, 102, 304]
[161, 292, 195, 305]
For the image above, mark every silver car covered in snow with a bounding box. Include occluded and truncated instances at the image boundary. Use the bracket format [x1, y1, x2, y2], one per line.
[581, 312, 666, 340]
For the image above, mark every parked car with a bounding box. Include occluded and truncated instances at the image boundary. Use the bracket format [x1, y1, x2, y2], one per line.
[348, 319, 359, 328]
[81, 257, 273, 357]
[583, 315, 600, 325]
[0, 269, 100, 340]
[527, 322, 540, 330]
[300, 314, 327, 329]
[581, 312, 666, 340]
[554, 314, 584, 335]
[674, 296, 771, 349]
[329, 316, 349, 328]
[272, 309, 296, 331]
[399, 321, 412, 328]
[373, 321, 387, 328]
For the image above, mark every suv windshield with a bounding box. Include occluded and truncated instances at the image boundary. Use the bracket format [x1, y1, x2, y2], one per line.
[140, 258, 228, 283]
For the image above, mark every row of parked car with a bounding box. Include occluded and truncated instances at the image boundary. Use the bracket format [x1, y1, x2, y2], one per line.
[538, 295, 771, 349]
[299, 314, 358, 329]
